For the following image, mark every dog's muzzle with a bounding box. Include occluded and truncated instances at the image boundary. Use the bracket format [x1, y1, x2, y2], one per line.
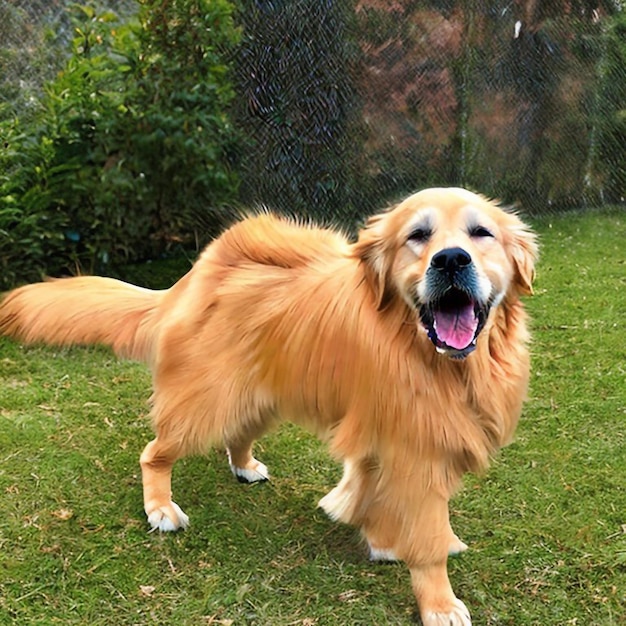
[418, 247, 490, 360]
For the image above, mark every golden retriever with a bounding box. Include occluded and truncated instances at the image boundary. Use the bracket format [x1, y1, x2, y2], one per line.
[0, 187, 537, 625]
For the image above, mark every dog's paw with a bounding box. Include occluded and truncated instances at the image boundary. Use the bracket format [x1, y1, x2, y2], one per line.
[317, 487, 343, 520]
[228, 455, 269, 484]
[318, 485, 358, 523]
[146, 501, 190, 532]
[421, 598, 471, 626]
[448, 534, 468, 556]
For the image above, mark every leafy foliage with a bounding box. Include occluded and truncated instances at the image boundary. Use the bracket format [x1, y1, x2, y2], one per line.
[0, 0, 240, 288]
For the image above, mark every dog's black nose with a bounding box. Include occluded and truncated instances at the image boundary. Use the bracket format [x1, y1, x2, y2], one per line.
[431, 247, 472, 273]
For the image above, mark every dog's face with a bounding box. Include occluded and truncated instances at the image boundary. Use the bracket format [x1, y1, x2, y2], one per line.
[355, 188, 537, 359]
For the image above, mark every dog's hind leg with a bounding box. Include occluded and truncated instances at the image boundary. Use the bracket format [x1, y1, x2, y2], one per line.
[318, 457, 376, 525]
[140, 437, 189, 532]
[226, 442, 269, 483]
[319, 457, 403, 562]
[224, 419, 271, 484]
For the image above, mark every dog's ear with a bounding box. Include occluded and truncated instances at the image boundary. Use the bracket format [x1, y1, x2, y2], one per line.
[505, 216, 538, 296]
[353, 212, 395, 310]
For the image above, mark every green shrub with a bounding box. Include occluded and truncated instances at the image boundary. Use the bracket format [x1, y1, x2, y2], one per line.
[0, 0, 240, 288]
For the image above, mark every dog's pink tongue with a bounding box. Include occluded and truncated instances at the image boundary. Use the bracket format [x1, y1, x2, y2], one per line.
[434, 305, 478, 350]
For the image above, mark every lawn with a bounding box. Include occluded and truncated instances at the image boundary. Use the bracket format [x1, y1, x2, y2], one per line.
[0, 209, 624, 625]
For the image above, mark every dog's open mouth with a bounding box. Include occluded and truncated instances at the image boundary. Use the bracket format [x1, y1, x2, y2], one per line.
[419, 289, 488, 359]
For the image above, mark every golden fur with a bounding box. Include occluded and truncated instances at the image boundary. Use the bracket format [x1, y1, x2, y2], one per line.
[0, 188, 537, 625]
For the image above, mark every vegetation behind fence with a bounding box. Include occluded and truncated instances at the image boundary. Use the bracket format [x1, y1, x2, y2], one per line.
[236, 0, 625, 218]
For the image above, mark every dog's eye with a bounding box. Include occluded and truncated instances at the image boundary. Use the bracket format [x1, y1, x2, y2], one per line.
[469, 225, 494, 239]
[408, 227, 431, 244]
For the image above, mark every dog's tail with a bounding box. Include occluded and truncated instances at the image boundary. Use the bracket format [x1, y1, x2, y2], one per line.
[0, 276, 166, 363]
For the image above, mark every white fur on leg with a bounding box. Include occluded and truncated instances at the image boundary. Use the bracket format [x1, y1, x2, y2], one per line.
[318, 485, 353, 522]
[227, 450, 269, 483]
[146, 501, 190, 532]
[422, 598, 472, 626]
[448, 534, 468, 556]
[368, 544, 400, 562]
[368, 535, 465, 563]
[317, 459, 361, 523]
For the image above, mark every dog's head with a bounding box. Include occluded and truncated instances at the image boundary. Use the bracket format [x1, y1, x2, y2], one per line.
[354, 188, 538, 359]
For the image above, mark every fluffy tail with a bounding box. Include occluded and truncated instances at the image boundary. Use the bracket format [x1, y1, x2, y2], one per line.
[0, 276, 166, 362]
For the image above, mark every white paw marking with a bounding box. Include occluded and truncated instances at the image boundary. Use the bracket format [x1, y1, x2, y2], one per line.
[231, 463, 269, 483]
[227, 452, 269, 483]
[147, 501, 189, 532]
[317, 488, 343, 521]
[368, 545, 400, 562]
[317, 484, 358, 523]
[422, 598, 472, 626]
[449, 536, 469, 556]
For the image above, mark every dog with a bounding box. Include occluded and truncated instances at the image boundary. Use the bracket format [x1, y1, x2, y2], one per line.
[0, 187, 537, 625]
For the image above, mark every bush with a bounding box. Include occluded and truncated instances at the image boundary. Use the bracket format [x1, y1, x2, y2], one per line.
[0, 0, 240, 288]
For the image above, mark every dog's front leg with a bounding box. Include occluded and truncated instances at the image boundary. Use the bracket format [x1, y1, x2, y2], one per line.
[403, 491, 471, 626]
[410, 562, 471, 626]
[361, 477, 471, 625]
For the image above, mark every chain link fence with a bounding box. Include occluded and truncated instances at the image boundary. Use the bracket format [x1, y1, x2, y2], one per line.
[2, 0, 625, 229]
[234, 0, 625, 222]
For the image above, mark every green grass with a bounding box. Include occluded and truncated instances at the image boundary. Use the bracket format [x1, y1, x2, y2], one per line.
[0, 209, 624, 625]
